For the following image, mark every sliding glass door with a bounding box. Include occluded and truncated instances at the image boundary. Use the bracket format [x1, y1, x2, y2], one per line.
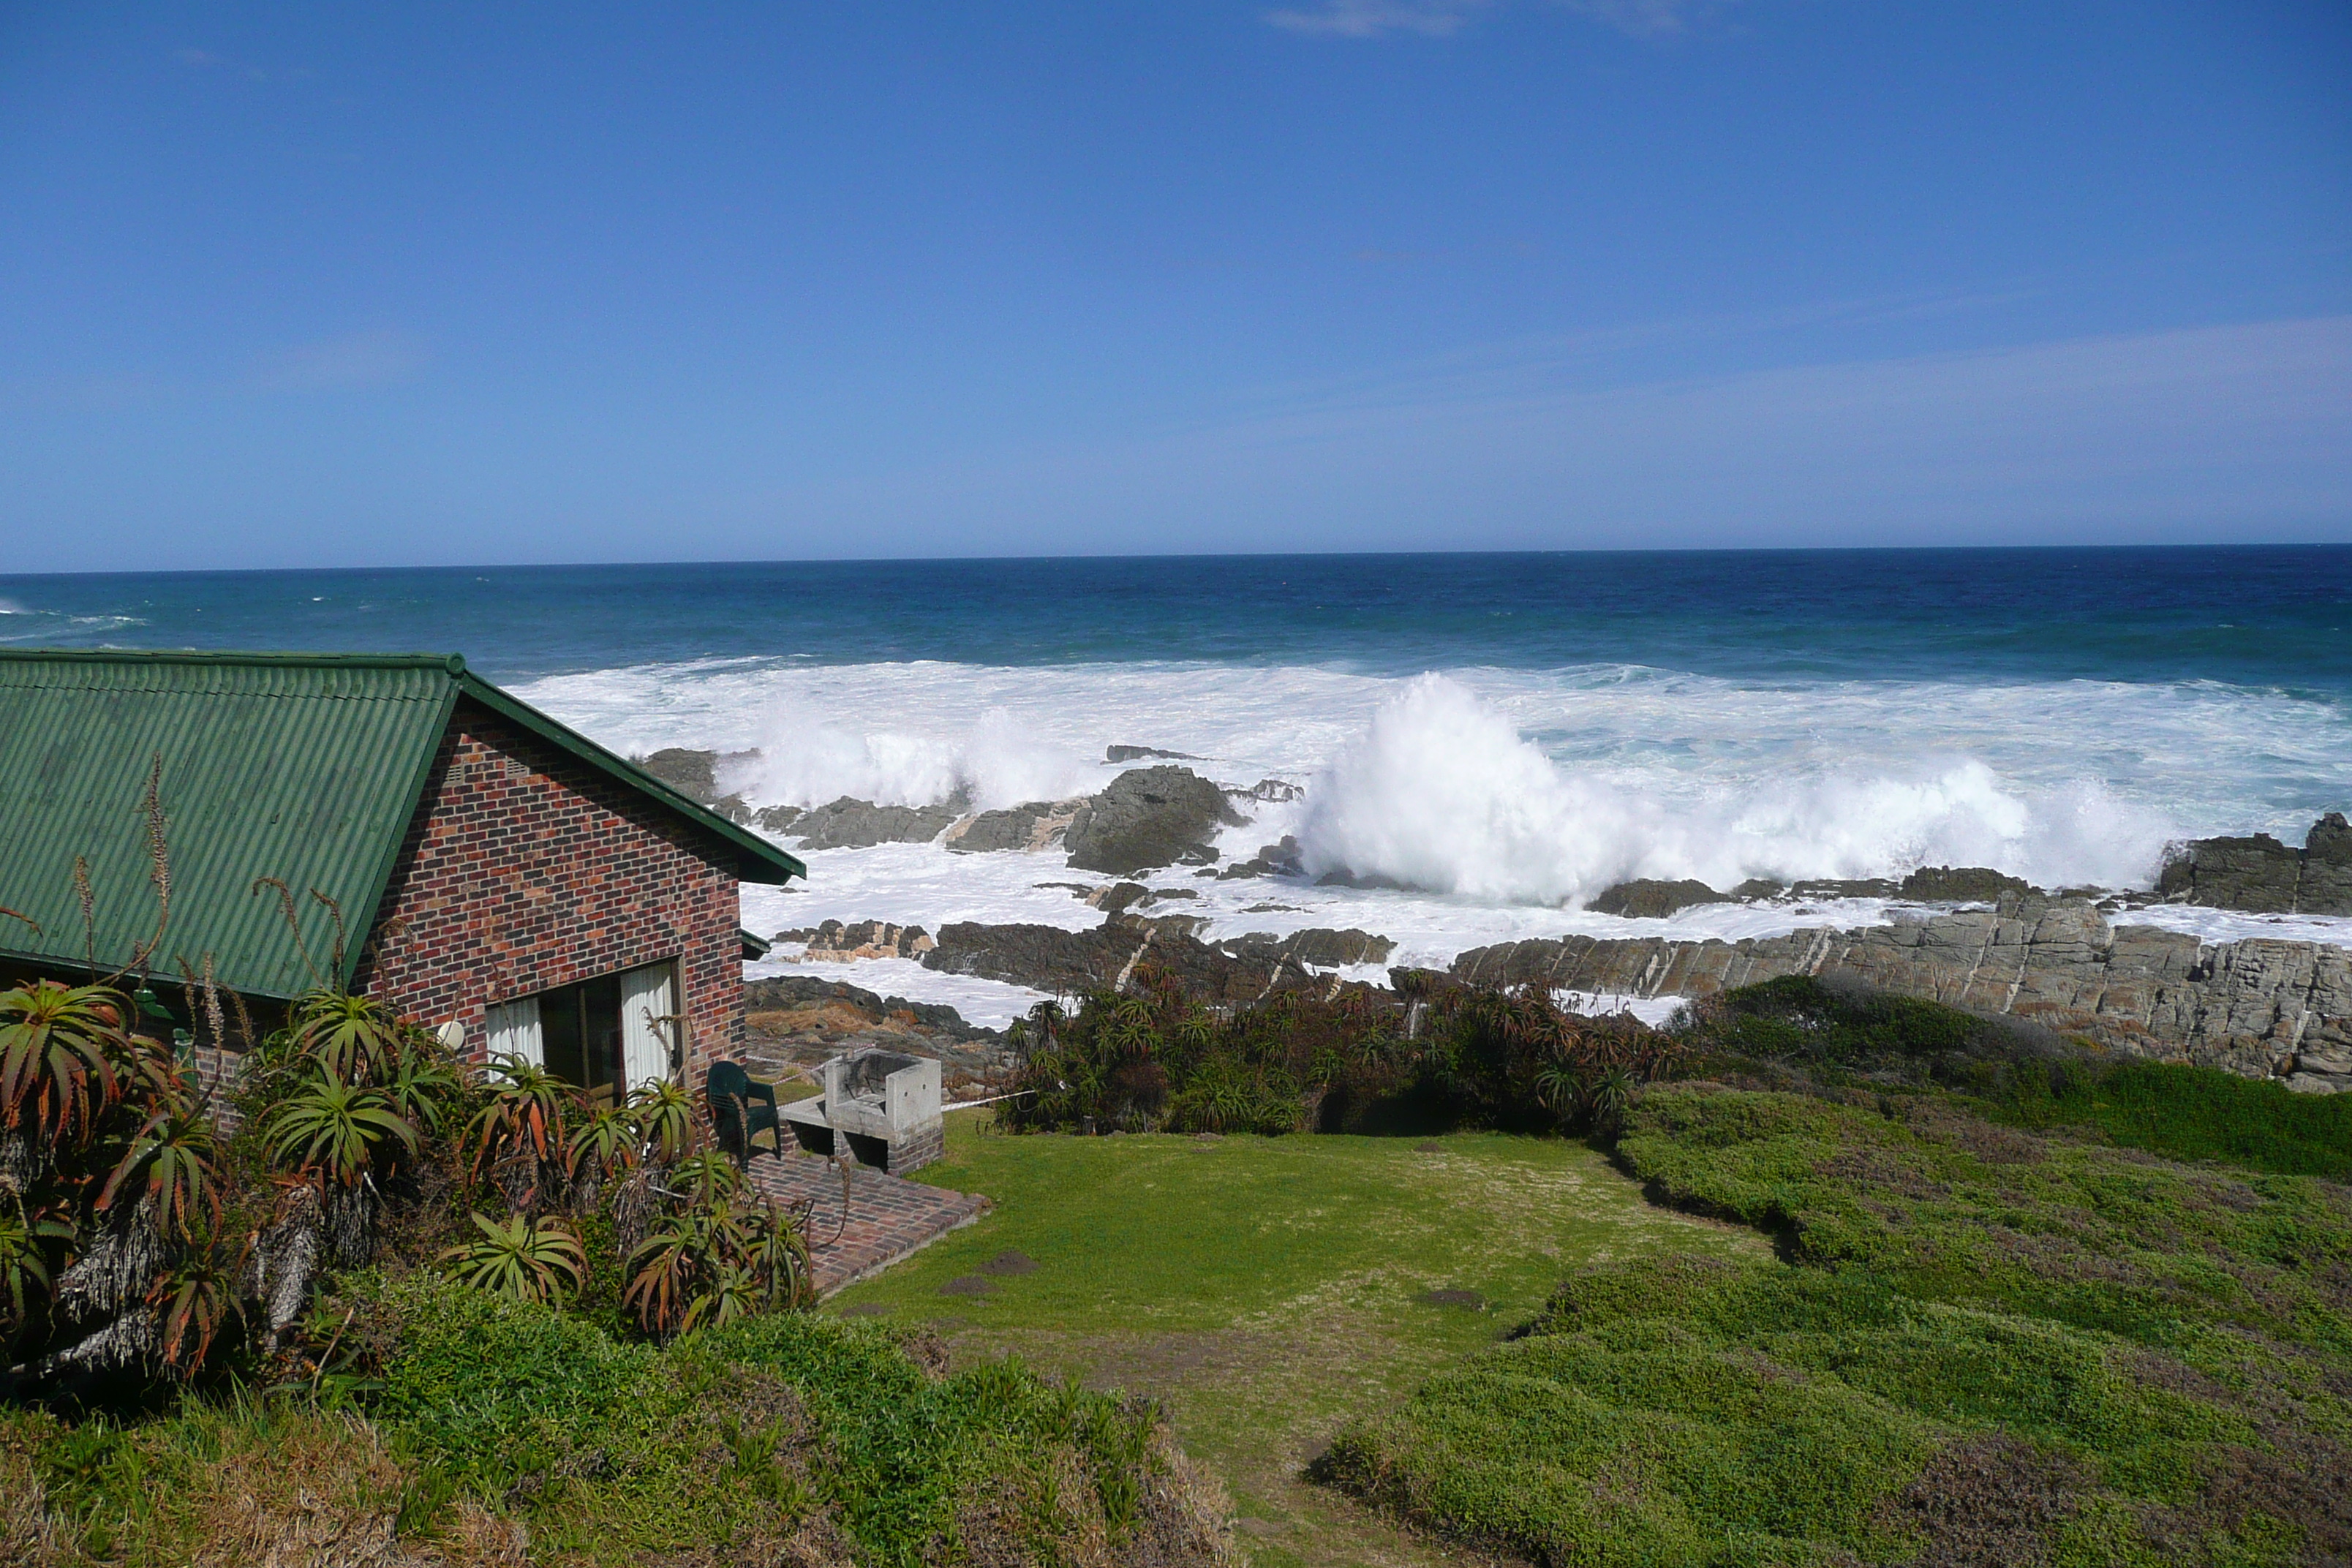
[483, 958, 678, 1101]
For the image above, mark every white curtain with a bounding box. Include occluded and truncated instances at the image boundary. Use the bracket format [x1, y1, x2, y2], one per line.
[619, 962, 676, 1090]
[484, 996, 543, 1068]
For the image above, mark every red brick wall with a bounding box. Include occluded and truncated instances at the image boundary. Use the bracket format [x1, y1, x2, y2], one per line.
[352, 699, 744, 1082]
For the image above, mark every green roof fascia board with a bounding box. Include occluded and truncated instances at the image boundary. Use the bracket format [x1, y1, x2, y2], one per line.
[451, 671, 806, 886]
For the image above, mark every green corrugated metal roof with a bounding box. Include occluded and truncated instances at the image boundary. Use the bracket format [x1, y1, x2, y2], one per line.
[0, 649, 803, 1000]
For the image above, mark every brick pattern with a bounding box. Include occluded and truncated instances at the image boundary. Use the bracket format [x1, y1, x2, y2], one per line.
[353, 700, 745, 1083]
[745, 1151, 990, 1294]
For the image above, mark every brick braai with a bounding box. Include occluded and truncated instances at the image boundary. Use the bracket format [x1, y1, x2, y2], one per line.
[353, 699, 744, 1077]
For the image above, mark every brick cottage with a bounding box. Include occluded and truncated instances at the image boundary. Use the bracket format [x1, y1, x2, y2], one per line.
[0, 650, 804, 1099]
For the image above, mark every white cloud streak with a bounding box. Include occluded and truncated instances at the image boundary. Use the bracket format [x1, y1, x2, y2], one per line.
[770, 315, 2352, 554]
[1267, 0, 1716, 39]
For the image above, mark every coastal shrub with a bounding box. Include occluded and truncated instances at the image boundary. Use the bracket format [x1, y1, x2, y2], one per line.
[1679, 973, 2021, 1072]
[1, 1269, 1235, 1567]
[1322, 1085, 2352, 1566]
[1000, 970, 1681, 1138]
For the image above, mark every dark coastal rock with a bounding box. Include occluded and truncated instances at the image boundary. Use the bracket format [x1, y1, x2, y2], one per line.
[1226, 778, 1305, 805]
[1314, 869, 1412, 892]
[739, 976, 1007, 1098]
[1226, 927, 1394, 968]
[791, 796, 964, 851]
[1447, 894, 2352, 1088]
[943, 797, 1087, 854]
[1106, 745, 1201, 764]
[921, 919, 1398, 1006]
[780, 919, 934, 961]
[1063, 766, 1247, 875]
[2157, 815, 2352, 915]
[634, 747, 761, 821]
[1730, 878, 1787, 899]
[1588, 879, 1730, 919]
[1217, 836, 1304, 881]
[635, 747, 720, 801]
[1899, 865, 2037, 902]
[753, 804, 803, 834]
[1789, 878, 1899, 901]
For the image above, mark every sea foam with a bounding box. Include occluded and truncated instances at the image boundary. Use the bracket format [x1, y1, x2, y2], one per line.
[514, 655, 2350, 949]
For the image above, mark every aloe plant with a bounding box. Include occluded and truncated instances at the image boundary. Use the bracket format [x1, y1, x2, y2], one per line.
[623, 1207, 731, 1336]
[266, 1074, 418, 1187]
[628, 1079, 696, 1166]
[467, 1054, 570, 1210]
[0, 980, 122, 1144]
[150, 1242, 243, 1374]
[565, 1102, 641, 1185]
[443, 1212, 584, 1303]
[0, 1194, 71, 1332]
[99, 1093, 219, 1241]
[287, 990, 407, 1085]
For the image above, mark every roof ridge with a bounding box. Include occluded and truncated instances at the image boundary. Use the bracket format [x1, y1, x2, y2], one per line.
[0, 648, 467, 671]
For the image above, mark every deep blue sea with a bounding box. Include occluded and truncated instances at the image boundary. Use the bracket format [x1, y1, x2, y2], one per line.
[4, 546, 2349, 692]
[8, 548, 2351, 1003]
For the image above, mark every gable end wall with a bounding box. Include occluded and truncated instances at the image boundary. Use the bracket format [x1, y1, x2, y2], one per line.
[356, 699, 742, 1079]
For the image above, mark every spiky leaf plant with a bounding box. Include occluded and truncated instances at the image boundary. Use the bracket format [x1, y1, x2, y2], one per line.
[99, 1091, 219, 1242]
[623, 1207, 733, 1337]
[0, 979, 122, 1145]
[151, 1240, 244, 1375]
[628, 1079, 696, 1166]
[0, 1193, 71, 1334]
[287, 990, 407, 1086]
[379, 1039, 464, 1138]
[266, 1075, 418, 1188]
[443, 1212, 585, 1304]
[466, 1054, 569, 1212]
[565, 1102, 640, 1185]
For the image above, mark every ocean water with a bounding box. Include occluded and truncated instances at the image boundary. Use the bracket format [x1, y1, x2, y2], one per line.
[8, 548, 2351, 1020]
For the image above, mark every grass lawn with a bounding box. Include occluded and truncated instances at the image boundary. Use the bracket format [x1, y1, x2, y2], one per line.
[826, 1110, 1767, 1568]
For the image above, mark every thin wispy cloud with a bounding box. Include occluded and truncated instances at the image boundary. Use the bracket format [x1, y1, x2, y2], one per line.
[1266, 0, 1493, 39]
[175, 47, 268, 81]
[249, 330, 429, 391]
[1267, 0, 1719, 40]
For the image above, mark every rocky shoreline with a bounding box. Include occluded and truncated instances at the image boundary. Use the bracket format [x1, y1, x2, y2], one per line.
[644, 746, 2352, 1092]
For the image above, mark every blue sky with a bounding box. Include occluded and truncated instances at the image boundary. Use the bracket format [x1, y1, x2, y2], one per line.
[2, 1, 2346, 569]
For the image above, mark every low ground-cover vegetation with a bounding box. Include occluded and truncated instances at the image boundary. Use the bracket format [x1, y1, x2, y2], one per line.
[1322, 1083, 2352, 1566]
[1986, 1058, 2352, 1179]
[837, 1112, 1766, 1568]
[1680, 974, 2352, 1177]
[3, 1270, 1231, 1566]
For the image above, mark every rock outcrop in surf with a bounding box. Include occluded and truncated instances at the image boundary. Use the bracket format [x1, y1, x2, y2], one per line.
[2157, 813, 2352, 915]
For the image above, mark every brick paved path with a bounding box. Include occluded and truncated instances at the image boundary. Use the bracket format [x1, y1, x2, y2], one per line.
[745, 1149, 989, 1294]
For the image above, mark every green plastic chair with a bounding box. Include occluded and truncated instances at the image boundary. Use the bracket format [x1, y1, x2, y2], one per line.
[706, 1060, 783, 1164]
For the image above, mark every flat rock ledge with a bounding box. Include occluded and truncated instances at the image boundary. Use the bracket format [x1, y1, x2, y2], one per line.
[1450, 894, 2352, 1090]
[922, 919, 1395, 1007]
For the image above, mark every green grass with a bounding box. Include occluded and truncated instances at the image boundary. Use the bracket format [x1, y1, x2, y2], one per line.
[1983, 1059, 2352, 1178]
[833, 1111, 1766, 1567]
[1322, 1085, 2352, 1567]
